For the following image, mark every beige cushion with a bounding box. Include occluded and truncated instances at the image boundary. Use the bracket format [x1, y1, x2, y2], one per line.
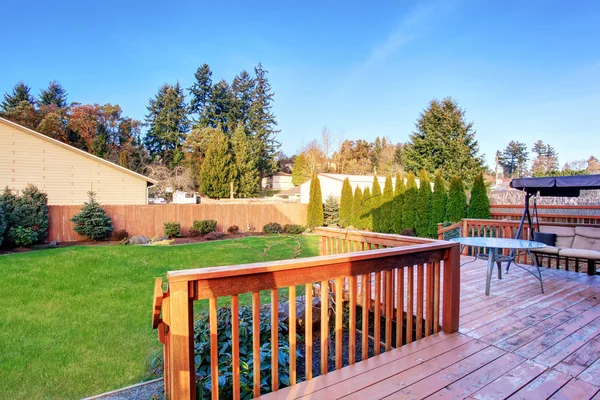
[559, 248, 600, 260]
[540, 226, 575, 248]
[573, 235, 600, 251]
[531, 246, 559, 255]
[575, 226, 600, 239]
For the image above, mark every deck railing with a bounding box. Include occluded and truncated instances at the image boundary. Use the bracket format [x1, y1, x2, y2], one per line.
[152, 227, 460, 399]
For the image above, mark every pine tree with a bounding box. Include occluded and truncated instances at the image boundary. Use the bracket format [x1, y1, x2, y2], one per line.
[447, 176, 467, 223]
[381, 174, 394, 233]
[307, 174, 324, 229]
[402, 171, 418, 232]
[0, 203, 5, 247]
[188, 64, 213, 119]
[468, 173, 491, 219]
[323, 195, 339, 226]
[1, 81, 35, 112]
[203, 79, 236, 131]
[231, 70, 255, 128]
[144, 82, 190, 167]
[362, 187, 372, 230]
[351, 186, 363, 229]
[415, 169, 432, 237]
[292, 154, 311, 185]
[430, 170, 448, 237]
[371, 176, 382, 232]
[231, 123, 259, 197]
[199, 128, 235, 198]
[339, 178, 353, 228]
[39, 81, 68, 108]
[70, 191, 113, 240]
[393, 172, 405, 233]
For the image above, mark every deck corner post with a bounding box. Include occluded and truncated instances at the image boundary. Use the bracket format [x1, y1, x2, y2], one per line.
[442, 244, 461, 333]
[167, 280, 196, 400]
[588, 259, 596, 276]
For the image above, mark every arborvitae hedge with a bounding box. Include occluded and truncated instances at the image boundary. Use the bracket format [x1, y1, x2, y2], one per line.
[430, 170, 448, 238]
[352, 186, 363, 229]
[371, 176, 382, 232]
[339, 178, 353, 228]
[415, 169, 432, 237]
[381, 174, 394, 233]
[393, 172, 405, 234]
[307, 174, 324, 228]
[362, 187, 372, 230]
[447, 176, 467, 223]
[402, 172, 418, 231]
[468, 173, 491, 219]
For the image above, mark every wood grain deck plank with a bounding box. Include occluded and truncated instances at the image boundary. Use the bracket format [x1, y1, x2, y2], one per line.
[506, 369, 571, 400]
[470, 360, 547, 400]
[549, 378, 600, 400]
[554, 337, 600, 377]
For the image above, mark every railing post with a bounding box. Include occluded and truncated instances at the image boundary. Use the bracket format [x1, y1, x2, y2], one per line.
[442, 244, 460, 333]
[588, 260, 597, 276]
[320, 235, 327, 256]
[168, 280, 196, 400]
[437, 223, 443, 240]
[461, 219, 468, 255]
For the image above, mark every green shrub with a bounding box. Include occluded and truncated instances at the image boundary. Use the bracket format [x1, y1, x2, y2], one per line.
[339, 178, 353, 228]
[351, 187, 363, 229]
[0, 205, 6, 246]
[163, 222, 181, 238]
[447, 176, 467, 223]
[71, 191, 113, 241]
[371, 176, 382, 232]
[227, 225, 239, 234]
[415, 169, 432, 238]
[430, 170, 447, 238]
[323, 195, 339, 226]
[0, 185, 49, 245]
[361, 187, 372, 230]
[393, 173, 405, 234]
[111, 229, 129, 241]
[402, 172, 418, 231]
[204, 231, 225, 240]
[381, 174, 394, 233]
[192, 219, 218, 235]
[307, 174, 324, 229]
[7, 226, 38, 247]
[194, 304, 300, 398]
[468, 173, 491, 219]
[283, 224, 305, 234]
[188, 228, 202, 237]
[263, 222, 283, 234]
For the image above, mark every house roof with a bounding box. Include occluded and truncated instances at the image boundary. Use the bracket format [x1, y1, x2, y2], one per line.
[0, 117, 157, 186]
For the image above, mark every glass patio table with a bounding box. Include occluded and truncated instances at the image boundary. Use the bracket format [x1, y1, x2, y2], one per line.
[450, 237, 546, 296]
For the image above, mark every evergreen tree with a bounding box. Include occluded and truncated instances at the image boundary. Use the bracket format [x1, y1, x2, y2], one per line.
[1, 81, 35, 112]
[188, 64, 213, 119]
[199, 128, 235, 198]
[70, 191, 113, 240]
[291, 154, 311, 185]
[203, 79, 236, 131]
[362, 187, 372, 230]
[430, 170, 447, 237]
[371, 176, 382, 232]
[339, 178, 353, 228]
[307, 174, 324, 229]
[0, 203, 5, 246]
[39, 81, 68, 108]
[447, 176, 467, 223]
[231, 123, 259, 197]
[381, 174, 394, 233]
[393, 172, 405, 233]
[231, 70, 255, 127]
[402, 171, 418, 232]
[323, 195, 340, 226]
[405, 97, 484, 186]
[144, 82, 190, 167]
[499, 141, 528, 177]
[468, 173, 491, 219]
[415, 169, 432, 237]
[351, 186, 363, 229]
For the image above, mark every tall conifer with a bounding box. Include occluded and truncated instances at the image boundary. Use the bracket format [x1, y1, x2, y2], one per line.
[393, 172, 405, 234]
[362, 187, 372, 230]
[371, 176, 382, 232]
[447, 176, 467, 223]
[352, 186, 363, 229]
[402, 172, 418, 232]
[307, 174, 324, 228]
[468, 173, 491, 219]
[339, 178, 353, 228]
[430, 170, 448, 237]
[381, 174, 394, 233]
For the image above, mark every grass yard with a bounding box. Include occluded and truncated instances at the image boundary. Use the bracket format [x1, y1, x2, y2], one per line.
[0, 235, 319, 400]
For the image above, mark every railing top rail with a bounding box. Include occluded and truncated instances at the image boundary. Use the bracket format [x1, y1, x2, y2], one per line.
[437, 221, 462, 234]
[167, 239, 458, 283]
[314, 227, 443, 244]
[463, 218, 600, 228]
[491, 204, 600, 210]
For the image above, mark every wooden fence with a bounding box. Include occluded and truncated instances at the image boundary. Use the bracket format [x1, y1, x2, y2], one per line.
[490, 204, 600, 224]
[47, 203, 307, 242]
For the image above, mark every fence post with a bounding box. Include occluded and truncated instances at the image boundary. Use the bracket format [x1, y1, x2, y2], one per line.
[167, 280, 196, 399]
[442, 244, 461, 333]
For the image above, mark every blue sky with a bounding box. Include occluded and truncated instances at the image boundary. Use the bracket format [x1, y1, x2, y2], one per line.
[1, 0, 599, 168]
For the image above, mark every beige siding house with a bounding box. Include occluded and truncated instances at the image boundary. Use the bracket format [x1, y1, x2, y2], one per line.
[0, 117, 156, 205]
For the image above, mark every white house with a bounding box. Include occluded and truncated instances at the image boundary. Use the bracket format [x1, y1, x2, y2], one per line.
[261, 172, 294, 191]
[299, 173, 424, 204]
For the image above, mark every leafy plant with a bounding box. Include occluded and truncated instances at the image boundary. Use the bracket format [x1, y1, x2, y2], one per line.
[401, 171, 418, 231]
[204, 231, 225, 241]
[111, 229, 129, 241]
[0, 185, 49, 245]
[188, 228, 202, 237]
[307, 174, 324, 229]
[227, 225, 240, 234]
[447, 176, 467, 223]
[283, 224, 305, 234]
[192, 219, 218, 235]
[163, 222, 181, 238]
[263, 222, 283, 234]
[415, 169, 432, 237]
[0, 205, 6, 246]
[351, 186, 364, 230]
[71, 191, 113, 241]
[7, 226, 38, 247]
[468, 173, 491, 219]
[323, 195, 339, 227]
[339, 178, 353, 228]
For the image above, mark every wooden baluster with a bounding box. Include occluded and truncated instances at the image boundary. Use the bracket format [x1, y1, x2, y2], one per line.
[289, 286, 296, 385]
[335, 278, 343, 370]
[252, 291, 260, 397]
[433, 261, 441, 334]
[349, 275, 357, 365]
[210, 297, 219, 400]
[374, 271, 381, 355]
[425, 262, 433, 337]
[320, 236, 327, 256]
[168, 281, 195, 400]
[271, 290, 279, 391]
[396, 268, 404, 348]
[305, 284, 313, 380]
[361, 242, 365, 251]
[385, 269, 393, 351]
[407, 265, 414, 343]
[362, 274, 370, 361]
[321, 280, 329, 375]
[416, 264, 424, 340]
[442, 246, 461, 333]
[231, 295, 240, 399]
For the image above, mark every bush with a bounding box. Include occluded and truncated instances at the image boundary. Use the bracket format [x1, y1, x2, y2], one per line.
[307, 174, 324, 228]
[188, 228, 202, 237]
[447, 176, 467, 223]
[204, 231, 225, 241]
[194, 304, 300, 398]
[263, 222, 283, 234]
[163, 222, 181, 238]
[71, 191, 113, 241]
[402, 172, 418, 231]
[192, 219, 217, 235]
[430, 170, 447, 238]
[339, 178, 353, 228]
[8, 226, 38, 247]
[112, 229, 129, 241]
[0, 205, 6, 247]
[0, 185, 49, 245]
[468, 173, 491, 219]
[227, 225, 239, 234]
[400, 228, 416, 237]
[283, 224, 305, 234]
[415, 169, 432, 238]
[371, 176, 382, 232]
[323, 195, 339, 226]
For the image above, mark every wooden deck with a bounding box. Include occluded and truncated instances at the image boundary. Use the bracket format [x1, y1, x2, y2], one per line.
[262, 257, 600, 400]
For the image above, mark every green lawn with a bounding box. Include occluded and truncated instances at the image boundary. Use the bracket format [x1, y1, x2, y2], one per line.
[0, 235, 319, 400]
